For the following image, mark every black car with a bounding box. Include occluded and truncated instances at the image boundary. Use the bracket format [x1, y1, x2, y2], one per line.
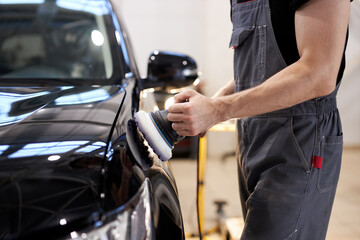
[0, 0, 198, 239]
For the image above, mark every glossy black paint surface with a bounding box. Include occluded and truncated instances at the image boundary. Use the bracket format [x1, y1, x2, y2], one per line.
[0, 85, 124, 237]
[0, 1, 184, 239]
[145, 51, 198, 89]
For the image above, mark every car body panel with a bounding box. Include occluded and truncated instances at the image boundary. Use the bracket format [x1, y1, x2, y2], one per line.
[0, 1, 184, 239]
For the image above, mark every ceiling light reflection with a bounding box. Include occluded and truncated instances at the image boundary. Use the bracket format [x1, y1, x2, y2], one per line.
[0, 145, 9, 155]
[91, 30, 104, 46]
[193, 78, 200, 86]
[70, 231, 78, 239]
[115, 30, 121, 44]
[60, 218, 67, 225]
[55, 88, 110, 105]
[8, 141, 89, 159]
[56, 0, 108, 15]
[48, 155, 61, 161]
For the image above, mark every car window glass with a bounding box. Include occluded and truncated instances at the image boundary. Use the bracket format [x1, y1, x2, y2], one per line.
[0, 0, 113, 80]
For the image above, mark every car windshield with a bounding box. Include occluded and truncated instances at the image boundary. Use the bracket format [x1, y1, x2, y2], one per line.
[0, 0, 114, 80]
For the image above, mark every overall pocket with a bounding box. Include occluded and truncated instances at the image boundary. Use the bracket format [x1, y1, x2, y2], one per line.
[317, 134, 343, 193]
[244, 116, 312, 190]
[229, 25, 255, 49]
[231, 25, 267, 91]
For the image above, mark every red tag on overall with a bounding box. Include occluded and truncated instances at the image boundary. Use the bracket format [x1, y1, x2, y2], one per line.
[312, 156, 323, 169]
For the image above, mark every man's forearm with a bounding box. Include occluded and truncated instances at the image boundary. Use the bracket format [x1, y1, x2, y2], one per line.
[212, 61, 332, 121]
[212, 80, 235, 99]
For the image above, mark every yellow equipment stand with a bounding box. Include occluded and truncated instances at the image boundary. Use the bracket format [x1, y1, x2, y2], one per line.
[197, 135, 207, 238]
[191, 121, 238, 240]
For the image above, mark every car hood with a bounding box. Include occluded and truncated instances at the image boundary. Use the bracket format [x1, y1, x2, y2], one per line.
[0, 85, 127, 238]
[0, 85, 125, 156]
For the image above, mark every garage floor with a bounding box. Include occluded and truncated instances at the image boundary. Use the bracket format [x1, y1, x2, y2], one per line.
[171, 147, 360, 240]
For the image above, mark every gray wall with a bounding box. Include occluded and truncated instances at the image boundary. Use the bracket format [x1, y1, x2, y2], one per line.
[338, 2, 360, 147]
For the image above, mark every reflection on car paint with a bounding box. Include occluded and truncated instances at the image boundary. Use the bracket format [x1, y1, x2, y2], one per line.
[55, 88, 111, 105]
[56, 0, 110, 15]
[70, 179, 155, 240]
[8, 141, 89, 158]
[75, 141, 107, 154]
[0, 90, 50, 126]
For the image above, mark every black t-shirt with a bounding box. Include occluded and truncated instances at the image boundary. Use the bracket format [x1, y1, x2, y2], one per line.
[270, 0, 350, 83]
[232, 0, 350, 84]
[269, 0, 300, 65]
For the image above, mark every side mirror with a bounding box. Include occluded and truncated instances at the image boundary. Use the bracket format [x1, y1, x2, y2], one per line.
[141, 51, 198, 90]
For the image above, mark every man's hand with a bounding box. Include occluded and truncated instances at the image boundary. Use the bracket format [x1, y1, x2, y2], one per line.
[167, 89, 219, 136]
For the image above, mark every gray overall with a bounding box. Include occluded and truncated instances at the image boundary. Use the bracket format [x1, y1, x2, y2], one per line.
[230, 0, 343, 239]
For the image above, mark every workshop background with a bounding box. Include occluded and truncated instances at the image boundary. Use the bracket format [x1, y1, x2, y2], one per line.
[114, 0, 360, 239]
